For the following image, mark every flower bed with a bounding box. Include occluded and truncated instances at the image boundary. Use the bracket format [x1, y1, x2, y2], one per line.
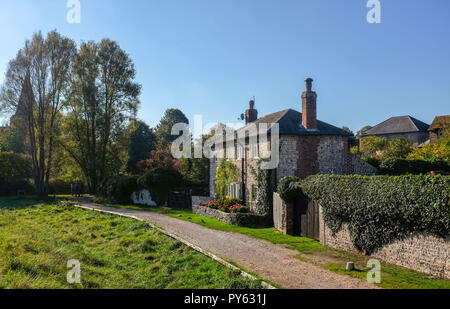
[201, 199, 250, 214]
[192, 204, 272, 227]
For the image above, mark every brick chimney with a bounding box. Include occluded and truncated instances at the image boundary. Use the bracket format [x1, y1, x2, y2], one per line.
[302, 78, 317, 130]
[245, 99, 258, 124]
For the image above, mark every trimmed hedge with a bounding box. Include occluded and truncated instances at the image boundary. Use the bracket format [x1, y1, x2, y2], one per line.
[301, 175, 450, 254]
[379, 158, 450, 175]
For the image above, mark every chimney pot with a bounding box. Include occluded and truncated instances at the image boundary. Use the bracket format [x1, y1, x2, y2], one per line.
[245, 99, 258, 124]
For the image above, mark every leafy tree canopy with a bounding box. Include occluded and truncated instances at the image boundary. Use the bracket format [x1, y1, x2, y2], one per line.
[155, 109, 189, 146]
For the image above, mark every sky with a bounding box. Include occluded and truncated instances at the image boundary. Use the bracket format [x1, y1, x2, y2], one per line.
[0, 0, 449, 134]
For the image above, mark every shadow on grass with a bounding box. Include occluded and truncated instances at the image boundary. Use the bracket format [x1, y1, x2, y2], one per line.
[0, 196, 58, 210]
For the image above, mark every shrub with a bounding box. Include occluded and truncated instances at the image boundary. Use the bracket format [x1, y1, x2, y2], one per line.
[277, 176, 304, 204]
[379, 158, 450, 175]
[98, 175, 139, 203]
[137, 166, 183, 206]
[301, 175, 450, 254]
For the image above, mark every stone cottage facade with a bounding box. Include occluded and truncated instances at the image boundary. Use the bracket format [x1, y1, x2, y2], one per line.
[209, 78, 376, 214]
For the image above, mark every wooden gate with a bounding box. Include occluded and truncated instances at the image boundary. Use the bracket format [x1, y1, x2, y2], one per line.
[300, 200, 320, 241]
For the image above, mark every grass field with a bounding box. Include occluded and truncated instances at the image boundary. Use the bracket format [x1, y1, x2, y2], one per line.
[0, 197, 263, 289]
[102, 201, 450, 289]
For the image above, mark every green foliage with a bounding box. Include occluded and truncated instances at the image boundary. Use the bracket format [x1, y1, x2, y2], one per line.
[0, 152, 31, 180]
[215, 159, 239, 199]
[301, 175, 450, 254]
[407, 131, 450, 163]
[0, 125, 25, 153]
[155, 109, 189, 146]
[0, 152, 33, 197]
[357, 125, 372, 137]
[355, 136, 416, 172]
[277, 176, 304, 204]
[379, 158, 450, 175]
[251, 160, 274, 216]
[98, 175, 139, 203]
[128, 121, 156, 172]
[137, 166, 183, 206]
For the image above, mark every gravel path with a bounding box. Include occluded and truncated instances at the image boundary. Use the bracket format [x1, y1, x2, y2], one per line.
[74, 200, 377, 289]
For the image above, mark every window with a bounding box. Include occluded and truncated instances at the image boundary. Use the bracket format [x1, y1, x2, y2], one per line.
[251, 184, 258, 201]
[229, 183, 240, 199]
[236, 146, 243, 160]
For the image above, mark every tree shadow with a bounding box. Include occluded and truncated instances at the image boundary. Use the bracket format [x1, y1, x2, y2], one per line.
[0, 196, 57, 210]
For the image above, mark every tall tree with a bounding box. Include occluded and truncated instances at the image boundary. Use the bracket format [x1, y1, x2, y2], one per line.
[155, 109, 189, 146]
[128, 121, 156, 172]
[62, 39, 141, 193]
[0, 31, 76, 197]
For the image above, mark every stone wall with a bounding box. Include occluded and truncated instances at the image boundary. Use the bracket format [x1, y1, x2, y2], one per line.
[348, 154, 378, 175]
[192, 196, 213, 207]
[192, 205, 272, 227]
[321, 218, 450, 279]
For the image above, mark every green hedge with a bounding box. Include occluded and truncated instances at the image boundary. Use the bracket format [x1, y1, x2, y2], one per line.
[98, 175, 139, 203]
[301, 175, 450, 254]
[277, 176, 304, 204]
[379, 158, 450, 175]
[137, 167, 183, 206]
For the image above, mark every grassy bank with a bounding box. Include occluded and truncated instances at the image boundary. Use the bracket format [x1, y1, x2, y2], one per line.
[101, 201, 450, 289]
[0, 197, 263, 289]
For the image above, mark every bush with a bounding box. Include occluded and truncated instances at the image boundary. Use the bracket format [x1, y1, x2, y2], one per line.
[302, 175, 450, 254]
[0, 152, 33, 196]
[277, 176, 304, 204]
[137, 166, 183, 206]
[0, 178, 34, 196]
[379, 158, 450, 175]
[98, 175, 139, 203]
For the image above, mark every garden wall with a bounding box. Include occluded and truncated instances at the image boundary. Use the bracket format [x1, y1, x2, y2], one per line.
[321, 221, 450, 279]
[192, 205, 272, 227]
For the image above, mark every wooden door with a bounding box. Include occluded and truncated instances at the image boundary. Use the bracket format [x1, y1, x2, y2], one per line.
[300, 200, 320, 241]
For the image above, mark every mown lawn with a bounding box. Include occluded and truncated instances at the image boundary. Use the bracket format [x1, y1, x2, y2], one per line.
[102, 201, 450, 289]
[0, 197, 263, 289]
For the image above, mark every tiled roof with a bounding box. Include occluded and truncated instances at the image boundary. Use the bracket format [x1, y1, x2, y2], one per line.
[233, 109, 351, 139]
[362, 116, 429, 136]
[429, 115, 450, 131]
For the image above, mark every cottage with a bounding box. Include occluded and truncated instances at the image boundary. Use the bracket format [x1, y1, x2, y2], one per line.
[209, 78, 376, 214]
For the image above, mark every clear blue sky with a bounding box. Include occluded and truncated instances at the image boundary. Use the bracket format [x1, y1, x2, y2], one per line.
[0, 0, 449, 133]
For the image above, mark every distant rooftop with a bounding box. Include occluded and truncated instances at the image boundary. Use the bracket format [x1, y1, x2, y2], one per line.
[362, 116, 430, 136]
[429, 115, 450, 131]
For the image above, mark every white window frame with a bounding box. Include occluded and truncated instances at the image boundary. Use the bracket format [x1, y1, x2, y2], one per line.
[236, 145, 243, 161]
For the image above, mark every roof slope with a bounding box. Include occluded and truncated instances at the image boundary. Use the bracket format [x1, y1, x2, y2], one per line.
[429, 115, 450, 131]
[363, 116, 430, 136]
[235, 109, 351, 138]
